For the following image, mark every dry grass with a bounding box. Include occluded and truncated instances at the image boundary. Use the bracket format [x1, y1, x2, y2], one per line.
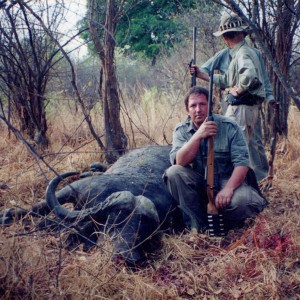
[0, 97, 299, 299]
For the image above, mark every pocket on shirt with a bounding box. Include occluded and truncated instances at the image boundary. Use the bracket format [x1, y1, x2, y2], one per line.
[214, 148, 231, 175]
[214, 140, 229, 153]
[215, 149, 230, 163]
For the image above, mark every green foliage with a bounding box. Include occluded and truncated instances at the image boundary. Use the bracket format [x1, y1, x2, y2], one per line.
[116, 0, 196, 60]
[80, 0, 196, 61]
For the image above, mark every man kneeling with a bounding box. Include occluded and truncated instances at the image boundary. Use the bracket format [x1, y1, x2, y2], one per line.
[163, 86, 267, 233]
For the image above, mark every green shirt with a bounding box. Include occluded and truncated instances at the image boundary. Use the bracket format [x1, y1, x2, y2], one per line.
[200, 47, 274, 102]
[211, 40, 267, 99]
[170, 114, 249, 179]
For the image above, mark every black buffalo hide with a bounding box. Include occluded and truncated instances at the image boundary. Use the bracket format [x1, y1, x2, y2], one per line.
[1, 145, 184, 265]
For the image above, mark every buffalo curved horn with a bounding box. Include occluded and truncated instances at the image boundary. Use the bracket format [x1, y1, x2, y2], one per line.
[46, 172, 81, 221]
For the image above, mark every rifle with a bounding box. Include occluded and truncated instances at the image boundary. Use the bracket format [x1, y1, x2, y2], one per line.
[205, 68, 226, 236]
[190, 27, 197, 87]
[189, 28, 225, 236]
[264, 102, 280, 192]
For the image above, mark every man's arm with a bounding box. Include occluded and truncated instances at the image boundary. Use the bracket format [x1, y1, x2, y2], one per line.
[215, 166, 249, 209]
[254, 48, 275, 102]
[215, 120, 250, 209]
[190, 49, 230, 86]
[190, 66, 210, 82]
[176, 120, 217, 166]
[200, 48, 230, 74]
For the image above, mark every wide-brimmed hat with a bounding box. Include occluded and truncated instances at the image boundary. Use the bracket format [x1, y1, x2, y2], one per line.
[213, 13, 249, 37]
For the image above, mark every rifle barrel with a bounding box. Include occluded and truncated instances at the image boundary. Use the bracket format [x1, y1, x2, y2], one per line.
[208, 70, 214, 119]
[191, 27, 197, 87]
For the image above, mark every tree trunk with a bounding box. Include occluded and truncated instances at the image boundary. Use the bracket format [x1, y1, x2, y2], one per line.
[32, 94, 49, 148]
[272, 0, 293, 136]
[102, 0, 127, 163]
[88, 0, 127, 163]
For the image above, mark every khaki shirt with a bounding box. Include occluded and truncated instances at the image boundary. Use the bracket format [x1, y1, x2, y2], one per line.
[213, 40, 266, 99]
[170, 114, 250, 179]
[200, 47, 274, 102]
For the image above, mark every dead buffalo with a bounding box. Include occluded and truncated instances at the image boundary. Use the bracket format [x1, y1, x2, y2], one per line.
[0, 145, 183, 265]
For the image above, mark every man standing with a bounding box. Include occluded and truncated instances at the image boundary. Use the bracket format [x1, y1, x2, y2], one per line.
[163, 86, 267, 233]
[191, 13, 273, 180]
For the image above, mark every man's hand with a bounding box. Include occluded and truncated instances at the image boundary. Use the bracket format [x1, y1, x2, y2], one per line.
[189, 64, 200, 76]
[195, 119, 217, 139]
[229, 85, 244, 97]
[175, 118, 217, 167]
[214, 166, 249, 209]
[189, 64, 209, 81]
[215, 187, 234, 209]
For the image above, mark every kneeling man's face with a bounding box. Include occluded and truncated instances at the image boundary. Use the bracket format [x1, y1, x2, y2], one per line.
[188, 93, 208, 128]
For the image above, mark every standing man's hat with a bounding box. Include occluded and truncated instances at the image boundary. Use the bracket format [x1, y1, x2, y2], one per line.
[213, 13, 249, 37]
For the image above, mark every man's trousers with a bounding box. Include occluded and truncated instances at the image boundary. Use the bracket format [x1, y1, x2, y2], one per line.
[163, 165, 268, 232]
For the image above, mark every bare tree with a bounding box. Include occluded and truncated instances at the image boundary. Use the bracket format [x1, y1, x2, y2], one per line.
[0, 0, 108, 179]
[0, 1, 70, 147]
[88, 0, 129, 163]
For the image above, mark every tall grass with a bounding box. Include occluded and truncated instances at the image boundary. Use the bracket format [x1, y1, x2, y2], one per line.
[0, 90, 299, 299]
[120, 83, 187, 148]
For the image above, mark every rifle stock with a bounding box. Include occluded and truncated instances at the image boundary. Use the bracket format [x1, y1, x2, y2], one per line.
[205, 70, 226, 236]
[206, 138, 218, 214]
[206, 70, 218, 215]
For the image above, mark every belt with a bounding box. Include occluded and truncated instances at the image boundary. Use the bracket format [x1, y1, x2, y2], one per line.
[227, 92, 263, 106]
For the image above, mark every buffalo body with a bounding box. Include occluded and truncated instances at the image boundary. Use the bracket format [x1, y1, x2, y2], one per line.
[1, 145, 183, 264]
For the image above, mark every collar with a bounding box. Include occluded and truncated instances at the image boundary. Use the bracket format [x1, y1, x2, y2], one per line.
[229, 39, 247, 59]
